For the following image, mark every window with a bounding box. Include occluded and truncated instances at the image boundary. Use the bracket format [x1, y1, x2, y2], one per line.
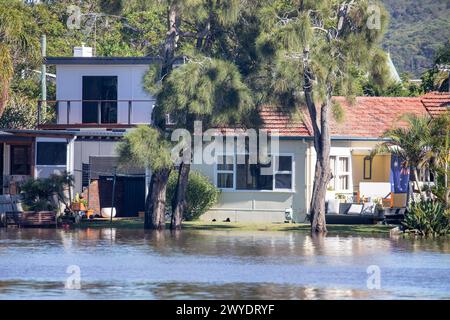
[236, 155, 273, 190]
[329, 155, 351, 192]
[363, 156, 372, 179]
[216, 154, 293, 191]
[36, 142, 67, 166]
[10, 145, 31, 175]
[216, 155, 234, 189]
[82, 76, 118, 124]
[274, 155, 293, 189]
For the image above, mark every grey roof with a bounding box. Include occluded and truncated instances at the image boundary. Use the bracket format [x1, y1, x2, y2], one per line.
[0, 128, 126, 138]
[89, 156, 145, 179]
[45, 56, 160, 65]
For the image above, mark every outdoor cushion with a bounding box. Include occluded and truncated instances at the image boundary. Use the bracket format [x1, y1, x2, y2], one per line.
[326, 199, 340, 214]
[347, 204, 363, 215]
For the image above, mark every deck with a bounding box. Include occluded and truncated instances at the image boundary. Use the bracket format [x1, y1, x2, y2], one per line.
[0, 211, 58, 228]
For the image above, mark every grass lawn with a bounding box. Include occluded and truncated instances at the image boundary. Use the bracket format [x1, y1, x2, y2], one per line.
[77, 218, 394, 235]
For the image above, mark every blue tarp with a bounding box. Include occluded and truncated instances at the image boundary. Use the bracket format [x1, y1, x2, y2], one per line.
[390, 155, 410, 194]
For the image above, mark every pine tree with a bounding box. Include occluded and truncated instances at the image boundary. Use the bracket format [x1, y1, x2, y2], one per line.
[255, 0, 389, 233]
[145, 0, 246, 230]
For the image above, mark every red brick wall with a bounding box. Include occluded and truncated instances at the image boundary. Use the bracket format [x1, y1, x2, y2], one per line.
[81, 180, 100, 215]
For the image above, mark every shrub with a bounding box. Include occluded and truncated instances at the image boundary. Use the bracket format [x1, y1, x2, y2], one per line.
[167, 170, 220, 221]
[403, 200, 450, 236]
[20, 172, 74, 212]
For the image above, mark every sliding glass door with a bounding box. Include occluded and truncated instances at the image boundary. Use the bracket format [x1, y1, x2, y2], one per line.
[82, 76, 118, 124]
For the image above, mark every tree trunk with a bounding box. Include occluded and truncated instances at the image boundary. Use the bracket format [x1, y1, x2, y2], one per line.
[161, 5, 179, 78]
[145, 168, 170, 230]
[303, 61, 331, 233]
[171, 162, 190, 230]
[0, 76, 10, 118]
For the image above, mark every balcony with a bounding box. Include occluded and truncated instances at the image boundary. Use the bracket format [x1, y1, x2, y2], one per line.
[37, 99, 155, 130]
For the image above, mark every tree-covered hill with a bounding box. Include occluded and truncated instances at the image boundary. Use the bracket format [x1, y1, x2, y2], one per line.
[382, 0, 450, 78]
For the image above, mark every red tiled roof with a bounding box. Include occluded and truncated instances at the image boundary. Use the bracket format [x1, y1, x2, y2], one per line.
[329, 97, 428, 138]
[260, 95, 437, 138]
[260, 106, 311, 137]
[421, 92, 450, 117]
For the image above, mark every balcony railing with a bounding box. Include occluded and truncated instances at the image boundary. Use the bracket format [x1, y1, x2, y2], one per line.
[37, 99, 155, 129]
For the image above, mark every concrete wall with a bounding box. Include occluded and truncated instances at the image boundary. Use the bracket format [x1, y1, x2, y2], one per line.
[55, 64, 155, 125]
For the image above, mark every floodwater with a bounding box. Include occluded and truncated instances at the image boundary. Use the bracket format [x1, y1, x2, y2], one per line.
[0, 228, 449, 300]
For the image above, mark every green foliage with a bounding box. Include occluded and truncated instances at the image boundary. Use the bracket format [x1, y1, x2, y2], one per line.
[420, 41, 450, 93]
[254, 0, 389, 115]
[166, 170, 220, 220]
[0, 92, 37, 129]
[382, 0, 450, 77]
[116, 125, 173, 172]
[377, 114, 433, 170]
[149, 57, 255, 130]
[20, 172, 74, 212]
[403, 200, 450, 236]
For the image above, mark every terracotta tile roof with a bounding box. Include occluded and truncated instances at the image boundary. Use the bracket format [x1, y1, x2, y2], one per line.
[260, 96, 430, 138]
[330, 96, 428, 138]
[260, 105, 311, 137]
[420, 92, 450, 117]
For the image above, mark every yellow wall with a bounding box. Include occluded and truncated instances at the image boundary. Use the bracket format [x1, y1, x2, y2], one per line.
[352, 154, 391, 192]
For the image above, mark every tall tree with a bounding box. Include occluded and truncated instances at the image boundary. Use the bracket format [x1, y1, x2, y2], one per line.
[147, 56, 255, 229]
[0, 0, 39, 117]
[255, 0, 388, 232]
[117, 126, 173, 229]
[145, 0, 244, 230]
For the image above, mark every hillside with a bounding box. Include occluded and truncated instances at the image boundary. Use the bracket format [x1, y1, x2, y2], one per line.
[382, 0, 450, 78]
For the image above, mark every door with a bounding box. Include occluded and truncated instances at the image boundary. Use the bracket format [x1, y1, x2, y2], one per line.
[98, 176, 145, 217]
[122, 177, 145, 217]
[82, 76, 118, 124]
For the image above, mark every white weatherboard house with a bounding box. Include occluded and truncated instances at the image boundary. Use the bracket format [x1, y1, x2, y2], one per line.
[0, 50, 448, 222]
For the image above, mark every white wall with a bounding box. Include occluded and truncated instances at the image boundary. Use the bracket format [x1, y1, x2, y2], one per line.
[192, 139, 309, 223]
[55, 64, 155, 125]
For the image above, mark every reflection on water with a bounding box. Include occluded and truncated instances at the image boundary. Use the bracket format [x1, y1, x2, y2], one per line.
[0, 228, 449, 300]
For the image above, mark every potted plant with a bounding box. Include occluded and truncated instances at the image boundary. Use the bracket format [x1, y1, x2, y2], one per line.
[72, 193, 87, 211]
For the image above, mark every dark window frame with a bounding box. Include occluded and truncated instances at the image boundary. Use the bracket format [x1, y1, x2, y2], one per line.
[363, 156, 372, 180]
[216, 154, 294, 191]
[82, 76, 118, 124]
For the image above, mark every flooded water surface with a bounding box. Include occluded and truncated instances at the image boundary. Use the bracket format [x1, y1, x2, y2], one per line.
[0, 228, 449, 299]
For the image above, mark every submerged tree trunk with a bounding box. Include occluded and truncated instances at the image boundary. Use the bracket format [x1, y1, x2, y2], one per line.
[171, 162, 190, 230]
[303, 60, 331, 233]
[145, 168, 171, 230]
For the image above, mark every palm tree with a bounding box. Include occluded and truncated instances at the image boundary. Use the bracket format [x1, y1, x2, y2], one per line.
[428, 113, 450, 207]
[374, 114, 433, 203]
[0, 0, 39, 117]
